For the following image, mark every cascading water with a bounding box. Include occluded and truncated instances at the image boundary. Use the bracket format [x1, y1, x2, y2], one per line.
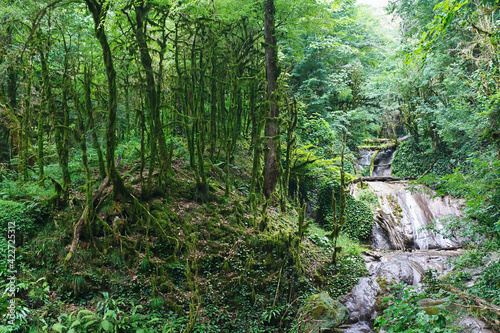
[356, 148, 396, 177]
[339, 147, 493, 333]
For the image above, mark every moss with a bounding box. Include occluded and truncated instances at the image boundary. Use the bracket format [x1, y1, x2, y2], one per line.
[375, 277, 393, 315]
[301, 292, 349, 331]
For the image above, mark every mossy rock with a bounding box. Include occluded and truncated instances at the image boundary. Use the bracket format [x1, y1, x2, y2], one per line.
[300, 291, 349, 332]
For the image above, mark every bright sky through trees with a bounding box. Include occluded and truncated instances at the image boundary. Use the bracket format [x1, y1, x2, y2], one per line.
[357, 0, 389, 8]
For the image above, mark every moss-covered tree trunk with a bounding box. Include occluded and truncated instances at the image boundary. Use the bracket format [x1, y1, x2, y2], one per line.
[263, 0, 280, 199]
[85, 0, 126, 200]
[134, 0, 169, 193]
[54, 43, 72, 203]
[74, 80, 94, 241]
[38, 43, 52, 181]
[19, 55, 33, 181]
[84, 63, 106, 180]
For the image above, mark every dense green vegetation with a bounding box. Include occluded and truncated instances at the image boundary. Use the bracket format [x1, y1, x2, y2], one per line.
[0, 0, 499, 331]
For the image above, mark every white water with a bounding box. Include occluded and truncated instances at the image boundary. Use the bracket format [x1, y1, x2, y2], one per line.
[356, 148, 396, 177]
[340, 148, 492, 332]
[358, 181, 462, 250]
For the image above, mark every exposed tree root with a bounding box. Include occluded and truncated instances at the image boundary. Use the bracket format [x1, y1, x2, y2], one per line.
[64, 174, 110, 263]
[441, 283, 500, 331]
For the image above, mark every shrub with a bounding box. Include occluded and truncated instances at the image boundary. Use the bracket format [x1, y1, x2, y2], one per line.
[0, 200, 42, 274]
[327, 253, 368, 297]
[470, 261, 500, 306]
[317, 180, 373, 241]
[392, 137, 454, 178]
[375, 283, 456, 333]
[0, 200, 39, 236]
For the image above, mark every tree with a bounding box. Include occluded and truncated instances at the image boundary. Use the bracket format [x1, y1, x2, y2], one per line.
[263, 0, 280, 199]
[84, 0, 126, 199]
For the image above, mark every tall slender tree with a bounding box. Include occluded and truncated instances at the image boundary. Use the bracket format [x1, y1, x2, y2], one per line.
[84, 0, 126, 199]
[263, 0, 280, 198]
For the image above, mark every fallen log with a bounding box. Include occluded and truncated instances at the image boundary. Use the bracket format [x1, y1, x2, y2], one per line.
[435, 246, 462, 251]
[352, 176, 416, 183]
[363, 138, 390, 143]
[441, 284, 500, 313]
[441, 283, 500, 330]
[358, 136, 410, 151]
[358, 144, 395, 151]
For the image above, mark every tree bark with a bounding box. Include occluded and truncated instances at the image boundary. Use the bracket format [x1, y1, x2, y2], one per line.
[84, 63, 106, 180]
[55, 42, 72, 203]
[39, 44, 52, 181]
[85, 0, 126, 200]
[134, 0, 169, 190]
[263, 0, 280, 199]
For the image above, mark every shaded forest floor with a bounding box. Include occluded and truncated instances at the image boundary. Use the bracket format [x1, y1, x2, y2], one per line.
[8, 139, 368, 332]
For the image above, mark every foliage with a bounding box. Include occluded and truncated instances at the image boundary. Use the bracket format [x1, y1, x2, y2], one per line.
[355, 188, 379, 211]
[0, 200, 37, 235]
[0, 200, 43, 270]
[317, 180, 373, 241]
[469, 261, 500, 306]
[392, 137, 454, 178]
[326, 252, 368, 297]
[0, 175, 55, 201]
[375, 283, 456, 333]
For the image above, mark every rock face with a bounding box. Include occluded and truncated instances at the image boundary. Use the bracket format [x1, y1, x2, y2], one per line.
[353, 181, 462, 250]
[300, 291, 349, 332]
[341, 249, 461, 329]
[372, 149, 395, 177]
[346, 146, 493, 332]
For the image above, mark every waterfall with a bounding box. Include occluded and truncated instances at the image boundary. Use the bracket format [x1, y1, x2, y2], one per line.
[356, 148, 396, 177]
[339, 145, 492, 332]
[359, 181, 462, 250]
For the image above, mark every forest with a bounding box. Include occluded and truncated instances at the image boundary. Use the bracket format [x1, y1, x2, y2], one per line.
[0, 0, 499, 332]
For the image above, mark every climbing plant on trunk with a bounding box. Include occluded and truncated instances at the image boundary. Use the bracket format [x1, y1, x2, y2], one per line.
[263, 0, 280, 199]
[84, 0, 126, 200]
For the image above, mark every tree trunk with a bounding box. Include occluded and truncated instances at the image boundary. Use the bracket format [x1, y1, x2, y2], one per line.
[39, 45, 52, 181]
[55, 45, 72, 203]
[19, 55, 33, 180]
[134, 0, 169, 191]
[84, 63, 106, 180]
[263, 0, 280, 199]
[85, 0, 126, 200]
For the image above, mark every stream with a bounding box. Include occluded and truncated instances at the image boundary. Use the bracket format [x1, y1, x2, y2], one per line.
[338, 148, 493, 333]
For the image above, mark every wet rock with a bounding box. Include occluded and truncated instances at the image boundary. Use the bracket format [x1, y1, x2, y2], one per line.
[342, 277, 380, 323]
[373, 149, 395, 177]
[353, 181, 462, 250]
[342, 250, 461, 328]
[300, 291, 349, 332]
[340, 321, 374, 333]
[457, 316, 495, 333]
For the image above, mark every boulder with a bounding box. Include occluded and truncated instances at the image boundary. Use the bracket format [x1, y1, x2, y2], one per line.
[300, 291, 350, 332]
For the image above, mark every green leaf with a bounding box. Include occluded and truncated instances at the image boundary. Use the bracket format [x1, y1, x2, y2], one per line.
[101, 319, 113, 332]
[104, 310, 117, 320]
[52, 323, 67, 333]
